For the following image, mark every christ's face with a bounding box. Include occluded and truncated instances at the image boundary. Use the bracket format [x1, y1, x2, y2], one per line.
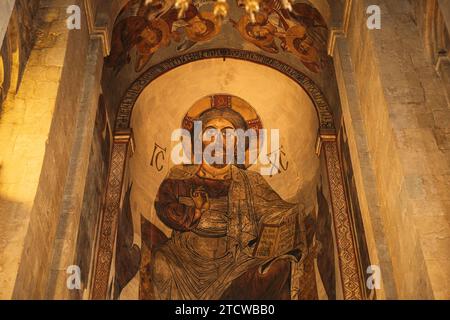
[202, 117, 235, 169]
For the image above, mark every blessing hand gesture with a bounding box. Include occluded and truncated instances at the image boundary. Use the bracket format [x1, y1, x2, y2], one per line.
[191, 187, 210, 224]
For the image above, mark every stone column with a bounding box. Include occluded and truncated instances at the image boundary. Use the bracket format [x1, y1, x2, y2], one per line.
[331, 35, 398, 299]
[43, 0, 117, 300]
[46, 37, 104, 300]
[329, 0, 450, 299]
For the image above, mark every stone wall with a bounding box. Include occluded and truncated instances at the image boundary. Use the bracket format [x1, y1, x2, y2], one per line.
[0, 0, 93, 299]
[0, 0, 120, 300]
[73, 95, 111, 299]
[334, 0, 450, 299]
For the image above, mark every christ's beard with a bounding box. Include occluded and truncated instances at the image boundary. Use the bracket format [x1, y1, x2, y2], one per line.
[210, 149, 230, 168]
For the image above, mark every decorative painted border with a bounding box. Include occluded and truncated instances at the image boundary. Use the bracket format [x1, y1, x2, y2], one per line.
[91, 136, 130, 299]
[322, 138, 363, 300]
[114, 48, 335, 132]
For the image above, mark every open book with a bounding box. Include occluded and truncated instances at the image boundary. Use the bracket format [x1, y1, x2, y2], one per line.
[253, 205, 298, 259]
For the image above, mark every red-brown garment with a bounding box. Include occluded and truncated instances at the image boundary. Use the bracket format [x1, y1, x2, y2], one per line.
[155, 175, 231, 231]
[149, 165, 299, 300]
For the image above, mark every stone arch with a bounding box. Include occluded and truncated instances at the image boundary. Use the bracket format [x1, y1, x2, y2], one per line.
[114, 48, 336, 134]
[92, 51, 364, 301]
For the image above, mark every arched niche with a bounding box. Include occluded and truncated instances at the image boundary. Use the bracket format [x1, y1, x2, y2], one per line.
[114, 49, 335, 132]
[91, 51, 365, 301]
[129, 58, 320, 234]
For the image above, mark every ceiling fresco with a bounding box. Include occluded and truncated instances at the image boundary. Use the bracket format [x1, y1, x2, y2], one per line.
[105, 0, 328, 74]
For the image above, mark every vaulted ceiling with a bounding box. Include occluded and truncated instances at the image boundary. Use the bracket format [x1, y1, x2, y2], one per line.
[106, 0, 330, 75]
[100, 0, 344, 127]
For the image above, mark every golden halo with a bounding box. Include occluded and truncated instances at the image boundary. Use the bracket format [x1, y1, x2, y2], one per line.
[181, 94, 264, 169]
[182, 94, 263, 132]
